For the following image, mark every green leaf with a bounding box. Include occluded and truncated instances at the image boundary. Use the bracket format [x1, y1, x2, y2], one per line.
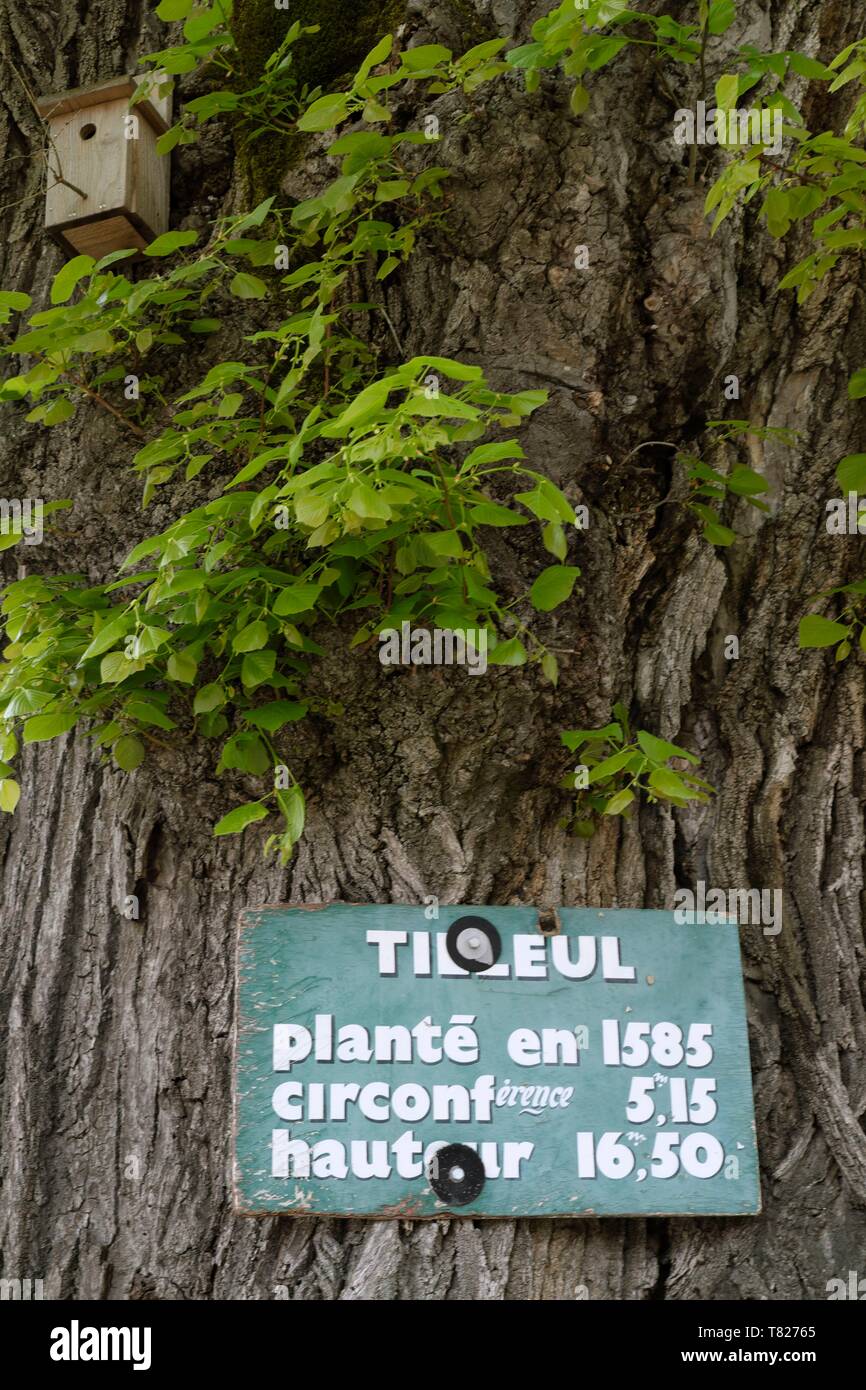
[143, 229, 198, 257]
[50, 255, 94, 305]
[836, 454, 866, 492]
[273, 583, 322, 615]
[487, 637, 527, 666]
[100, 651, 138, 684]
[727, 466, 768, 497]
[648, 767, 691, 800]
[401, 43, 451, 70]
[787, 53, 834, 80]
[636, 730, 697, 764]
[218, 732, 270, 775]
[708, 0, 735, 35]
[245, 700, 308, 732]
[529, 564, 580, 611]
[569, 83, 590, 115]
[702, 520, 737, 546]
[715, 74, 739, 111]
[155, 0, 195, 17]
[355, 32, 393, 84]
[213, 801, 269, 836]
[233, 619, 269, 652]
[604, 788, 634, 816]
[588, 749, 635, 782]
[229, 272, 267, 300]
[124, 700, 176, 731]
[79, 614, 132, 662]
[241, 648, 276, 689]
[23, 711, 77, 743]
[297, 92, 350, 132]
[113, 735, 145, 771]
[0, 779, 21, 813]
[848, 368, 866, 399]
[798, 614, 851, 648]
[0, 289, 31, 311]
[277, 784, 305, 843]
[193, 683, 225, 714]
[167, 649, 198, 684]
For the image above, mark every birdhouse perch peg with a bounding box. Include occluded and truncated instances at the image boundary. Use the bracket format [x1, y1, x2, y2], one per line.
[36, 75, 172, 260]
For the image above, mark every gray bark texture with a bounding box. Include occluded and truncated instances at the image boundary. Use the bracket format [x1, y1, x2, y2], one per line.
[1, 0, 865, 1299]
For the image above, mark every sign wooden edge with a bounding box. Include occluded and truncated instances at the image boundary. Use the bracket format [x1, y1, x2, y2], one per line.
[231, 904, 763, 1221]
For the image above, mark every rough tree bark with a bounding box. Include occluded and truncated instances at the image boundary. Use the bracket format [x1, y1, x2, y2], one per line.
[1, 0, 865, 1300]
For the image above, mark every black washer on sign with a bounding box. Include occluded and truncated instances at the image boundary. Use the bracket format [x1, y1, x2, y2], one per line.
[427, 1143, 485, 1206]
[446, 915, 502, 973]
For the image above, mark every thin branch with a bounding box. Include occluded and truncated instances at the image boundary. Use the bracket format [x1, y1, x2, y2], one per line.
[70, 375, 147, 438]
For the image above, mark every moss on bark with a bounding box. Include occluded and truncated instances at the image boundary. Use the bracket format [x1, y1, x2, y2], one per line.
[231, 0, 406, 202]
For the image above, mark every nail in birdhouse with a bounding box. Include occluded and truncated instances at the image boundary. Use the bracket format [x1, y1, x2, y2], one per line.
[36, 75, 172, 260]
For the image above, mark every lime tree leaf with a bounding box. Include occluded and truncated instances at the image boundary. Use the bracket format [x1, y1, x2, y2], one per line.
[167, 650, 198, 684]
[0, 290, 31, 314]
[604, 788, 634, 816]
[702, 520, 737, 546]
[23, 711, 77, 742]
[229, 272, 267, 299]
[143, 229, 198, 257]
[541, 651, 559, 685]
[542, 521, 568, 559]
[727, 466, 768, 496]
[588, 749, 635, 782]
[245, 701, 308, 731]
[51, 255, 94, 305]
[356, 32, 393, 78]
[836, 454, 866, 491]
[787, 53, 835, 80]
[233, 620, 269, 652]
[277, 784, 305, 842]
[708, 0, 735, 34]
[193, 683, 225, 714]
[213, 801, 269, 836]
[529, 564, 580, 612]
[648, 767, 691, 800]
[848, 368, 866, 399]
[79, 614, 132, 662]
[273, 582, 322, 615]
[113, 735, 145, 770]
[241, 648, 276, 688]
[100, 652, 139, 684]
[0, 779, 21, 812]
[636, 730, 698, 764]
[124, 700, 176, 731]
[715, 74, 740, 111]
[487, 636, 527, 666]
[570, 83, 590, 115]
[155, 0, 195, 16]
[297, 92, 350, 132]
[798, 614, 851, 647]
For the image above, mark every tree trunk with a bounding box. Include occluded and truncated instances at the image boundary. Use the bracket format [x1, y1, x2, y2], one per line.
[1, 0, 865, 1300]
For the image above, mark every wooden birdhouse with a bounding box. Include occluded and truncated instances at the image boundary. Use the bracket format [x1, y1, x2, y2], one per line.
[36, 75, 172, 260]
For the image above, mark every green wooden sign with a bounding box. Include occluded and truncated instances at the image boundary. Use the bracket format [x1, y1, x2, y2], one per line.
[234, 905, 760, 1218]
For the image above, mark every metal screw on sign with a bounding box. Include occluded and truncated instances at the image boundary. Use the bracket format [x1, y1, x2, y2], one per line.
[427, 1143, 485, 1206]
[445, 915, 502, 973]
